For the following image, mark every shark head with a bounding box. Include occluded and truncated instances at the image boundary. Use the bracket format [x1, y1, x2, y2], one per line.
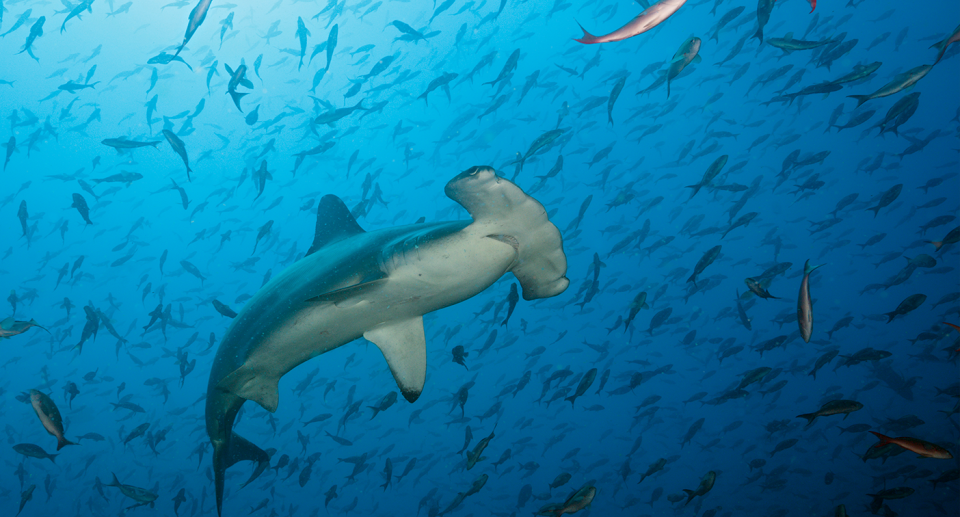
[446, 166, 569, 300]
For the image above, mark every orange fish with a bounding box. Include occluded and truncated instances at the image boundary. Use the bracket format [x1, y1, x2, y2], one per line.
[870, 431, 953, 459]
[943, 322, 960, 352]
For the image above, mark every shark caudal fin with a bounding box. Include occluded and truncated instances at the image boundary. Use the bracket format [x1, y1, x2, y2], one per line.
[445, 166, 569, 300]
[213, 432, 270, 517]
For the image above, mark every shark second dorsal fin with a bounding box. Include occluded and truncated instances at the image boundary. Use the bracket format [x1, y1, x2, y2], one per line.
[364, 316, 426, 403]
[307, 195, 365, 256]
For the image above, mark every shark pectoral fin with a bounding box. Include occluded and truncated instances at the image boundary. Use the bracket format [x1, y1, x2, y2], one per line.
[305, 276, 387, 307]
[364, 316, 426, 403]
[216, 366, 280, 413]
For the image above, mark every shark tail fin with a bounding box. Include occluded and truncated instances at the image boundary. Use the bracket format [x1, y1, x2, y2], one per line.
[213, 432, 270, 517]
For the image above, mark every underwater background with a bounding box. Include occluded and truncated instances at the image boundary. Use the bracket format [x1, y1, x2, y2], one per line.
[0, 0, 959, 515]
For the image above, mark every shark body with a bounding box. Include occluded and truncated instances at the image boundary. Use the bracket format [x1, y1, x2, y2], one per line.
[205, 166, 568, 515]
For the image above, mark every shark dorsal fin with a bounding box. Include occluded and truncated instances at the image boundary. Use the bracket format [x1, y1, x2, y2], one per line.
[307, 195, 365, 256]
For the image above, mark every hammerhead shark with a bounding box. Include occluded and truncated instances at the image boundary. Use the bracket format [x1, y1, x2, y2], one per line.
[205, 166, 569, 515]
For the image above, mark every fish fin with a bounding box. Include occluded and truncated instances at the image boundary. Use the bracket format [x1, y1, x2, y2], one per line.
[364, 316, 426, 403]
[56, 437, 77, 451]
[803, 260, 824, 275]
[691, 55, 702, 64]
[0, 317, 13, 330]
[573, 21, 599, 44]
[847, 95, 869, 108]
[229, 90, 248, 112]
[796, 413, 817, 424]
[445, 167, 568, 300]
[306, 195, 366, 255]
[240, 78, 254, 89]
[216, 365, 280, 413]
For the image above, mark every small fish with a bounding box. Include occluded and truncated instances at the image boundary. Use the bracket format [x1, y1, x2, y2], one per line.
[797, 260, 822, 342]
[162, 130, 193, 180]
[870, 431, 953, 459]
[576, 0, 687, 44]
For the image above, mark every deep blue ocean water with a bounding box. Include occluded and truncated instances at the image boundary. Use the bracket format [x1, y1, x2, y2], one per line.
[0, 0, 958, 515]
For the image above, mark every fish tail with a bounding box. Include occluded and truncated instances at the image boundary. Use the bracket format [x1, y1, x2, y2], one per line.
[883, 311, 897, 323]
[869, 431, 893, 447]
[57, 437, 77, 450]
[796, 413, 817, 425]
[847, 95, 869, 108]
[803, 259, 823, 275]
[926, 240, 943, 252]
[754, 27, 763, 42]
[573, 21, 599, 44]
[228, 90, 249, 112]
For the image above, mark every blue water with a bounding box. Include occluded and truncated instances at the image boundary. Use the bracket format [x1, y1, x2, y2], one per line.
[0, 0, 958, 515]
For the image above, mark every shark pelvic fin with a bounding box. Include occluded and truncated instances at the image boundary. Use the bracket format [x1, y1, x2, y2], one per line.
[307, 194, 366, 256]
[364, 316, 426, 403]
[216, 366, 280, 413]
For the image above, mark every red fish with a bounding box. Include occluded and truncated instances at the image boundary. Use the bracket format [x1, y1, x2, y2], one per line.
[575, 0, 687, 44]
[943, 322, 960, 352]
[870, 431, 953, 459]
